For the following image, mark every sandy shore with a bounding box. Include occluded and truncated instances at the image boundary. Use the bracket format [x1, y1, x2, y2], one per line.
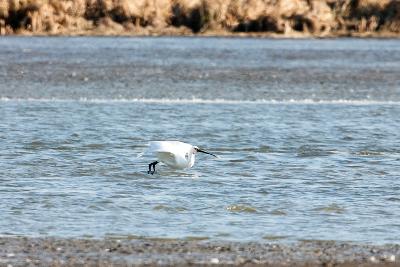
[0, 237, 399, 266]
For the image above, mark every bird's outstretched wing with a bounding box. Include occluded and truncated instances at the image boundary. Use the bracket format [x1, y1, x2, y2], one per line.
[146, 141, 193, 169]
[148, 141, 192, 154]
[155, 151, 177, 166]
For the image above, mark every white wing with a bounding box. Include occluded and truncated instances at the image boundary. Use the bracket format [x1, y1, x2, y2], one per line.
[147, 141, 193, 169]
[148, 141, 193, 155]
[155, 151, 177, 167]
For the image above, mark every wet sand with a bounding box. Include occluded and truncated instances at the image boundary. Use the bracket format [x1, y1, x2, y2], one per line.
[0, 237, 399, 266]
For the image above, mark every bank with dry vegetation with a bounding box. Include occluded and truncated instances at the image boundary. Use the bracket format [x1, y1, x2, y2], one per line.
[0, 0, 399, 37]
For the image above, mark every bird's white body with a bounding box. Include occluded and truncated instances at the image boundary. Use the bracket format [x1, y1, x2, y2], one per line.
[148, 141, 197, 169]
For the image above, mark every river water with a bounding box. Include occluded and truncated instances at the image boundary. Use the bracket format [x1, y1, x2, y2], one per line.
[0, 37, 399, 243]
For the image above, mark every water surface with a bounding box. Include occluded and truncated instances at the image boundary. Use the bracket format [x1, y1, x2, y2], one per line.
[0, 37, 400, 243]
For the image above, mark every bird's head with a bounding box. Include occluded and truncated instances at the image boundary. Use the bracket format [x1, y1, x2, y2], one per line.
[193, 146, 217, 157]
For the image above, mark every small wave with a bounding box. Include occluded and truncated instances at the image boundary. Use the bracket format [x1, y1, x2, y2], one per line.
[263, 235, 289, 240]
[270, 209, 287, 216]
[313, 204, 345, 214]
[1, 97, 400, 105]
[356, 150, 385, 156]
[184, 236, 210, 241]
[153, 205, 187, 213]
[387, 197, 400, 202]
[83, 143, 106, 149]
[226, 204, 257, 213]
[214, 145, 271, 153]
[24, 140, 48, 150]
[297, 145, 333, 157]
[104, 234, 180, 241]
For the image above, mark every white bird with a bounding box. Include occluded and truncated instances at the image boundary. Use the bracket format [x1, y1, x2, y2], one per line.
[146, 141, 217, 174]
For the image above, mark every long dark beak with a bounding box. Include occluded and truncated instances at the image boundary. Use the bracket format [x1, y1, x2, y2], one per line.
[197, 148, 218, 158]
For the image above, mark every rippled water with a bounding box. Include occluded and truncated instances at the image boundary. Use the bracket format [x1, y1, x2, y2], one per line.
[1, 37, 400, 243]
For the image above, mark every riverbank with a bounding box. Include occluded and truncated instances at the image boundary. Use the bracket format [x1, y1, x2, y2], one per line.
[0, 0, 399, 37]
[0, 237, 399, 266]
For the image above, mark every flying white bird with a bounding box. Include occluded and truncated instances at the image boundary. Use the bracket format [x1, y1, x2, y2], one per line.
[146, 141, 217, 174]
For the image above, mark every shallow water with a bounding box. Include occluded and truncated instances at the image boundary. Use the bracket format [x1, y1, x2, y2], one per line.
[0, 37, 400, 243]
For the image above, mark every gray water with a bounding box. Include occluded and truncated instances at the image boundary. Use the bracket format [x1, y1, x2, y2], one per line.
[1, 37, 400, 243]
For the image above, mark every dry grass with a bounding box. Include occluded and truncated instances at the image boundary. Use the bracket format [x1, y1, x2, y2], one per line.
[0, 0, 399, 36]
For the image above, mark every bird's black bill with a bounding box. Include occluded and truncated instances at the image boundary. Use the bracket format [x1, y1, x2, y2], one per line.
[197, 149, 217, 158]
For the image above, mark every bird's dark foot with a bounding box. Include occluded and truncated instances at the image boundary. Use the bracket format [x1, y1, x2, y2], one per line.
[148, 161, 159, 175]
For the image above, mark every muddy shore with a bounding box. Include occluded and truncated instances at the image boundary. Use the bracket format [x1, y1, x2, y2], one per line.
[0, 237, 399, 266]
[1, 0, 400, 37]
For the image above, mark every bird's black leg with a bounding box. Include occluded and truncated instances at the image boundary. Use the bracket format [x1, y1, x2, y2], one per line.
[148, 161, 159, 175]
[152, 161, 158, 174]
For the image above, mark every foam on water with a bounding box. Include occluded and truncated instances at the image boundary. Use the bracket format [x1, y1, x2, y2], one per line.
[1, 97, 400, 105]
